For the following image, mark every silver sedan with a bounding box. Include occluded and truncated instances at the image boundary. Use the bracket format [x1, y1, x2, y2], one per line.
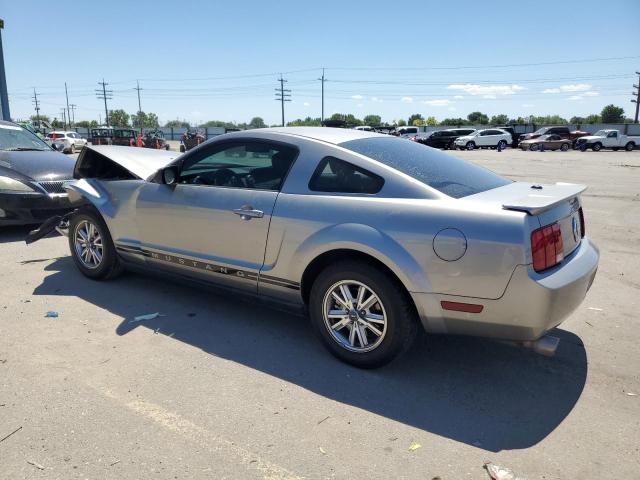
[29, 127, 599, 367]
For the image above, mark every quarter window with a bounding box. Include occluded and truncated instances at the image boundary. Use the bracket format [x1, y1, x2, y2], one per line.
[309, 157, 384, 194]
[179, 141, 297, 191]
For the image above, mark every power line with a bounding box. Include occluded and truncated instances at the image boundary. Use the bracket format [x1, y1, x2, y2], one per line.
[275, 75, 291, 127]
[95, 79, 113, 126]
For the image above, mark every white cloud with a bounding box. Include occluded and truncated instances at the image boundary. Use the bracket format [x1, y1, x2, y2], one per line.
[351, 94, 364, 100]
[583, 91, 599, 97]
[401, 96, 413, 103]
[422, 99, 452, 107]
[568, 95, 583, 101]
[447, 84, 525, 96]
[453, 95, 464, 99]
[543, 84, 592, 94]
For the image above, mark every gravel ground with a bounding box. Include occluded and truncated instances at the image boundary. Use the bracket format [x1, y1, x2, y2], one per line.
[0, 147, 638, 479]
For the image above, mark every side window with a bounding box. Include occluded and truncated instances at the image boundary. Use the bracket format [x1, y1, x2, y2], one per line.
[179, 141, 297, 191]
[309, 157, 384, 194]
[607, 131, 617, 138]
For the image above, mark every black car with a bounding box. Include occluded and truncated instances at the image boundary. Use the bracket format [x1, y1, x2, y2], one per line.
[415, 129, 476, 149]
[0, 121, 75, 226]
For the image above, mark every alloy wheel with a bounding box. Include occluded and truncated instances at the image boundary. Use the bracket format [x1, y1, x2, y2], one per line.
[322, 280, 388, 353]
[73, 220, 104, 269]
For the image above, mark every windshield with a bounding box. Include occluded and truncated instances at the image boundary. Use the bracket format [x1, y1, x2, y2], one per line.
[340, 137, 511, 198]
[533, 128, 548, 135]
[0, 123, 50, 151]
[538, 135, 552, 140]
[593, 130, 607, 136]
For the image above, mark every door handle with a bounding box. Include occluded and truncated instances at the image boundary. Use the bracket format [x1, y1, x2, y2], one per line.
[233, 205, 264, 220]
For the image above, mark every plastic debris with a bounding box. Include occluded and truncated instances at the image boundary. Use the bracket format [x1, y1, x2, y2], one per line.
[131, 312, 164, 322]
[587, 307, 603, 311]
[319, 447, 326, 455]
[0, 426, 22, 444]
[408, 442, 422, 452]
[484, 462, 524, 480]
[27, 460, 45, 470]
[626, 392, 637, 396]
[44, 311, 58, 318]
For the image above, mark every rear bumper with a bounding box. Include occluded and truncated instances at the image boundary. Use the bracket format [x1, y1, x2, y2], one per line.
[411, 237, 599, 341]
[0, 192, 73, 226]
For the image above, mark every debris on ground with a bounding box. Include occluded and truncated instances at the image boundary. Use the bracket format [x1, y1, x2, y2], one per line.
[625, 391, 637, 396]
[585, 321, 594, 327]
[484, 462, 524, 480]
[0, 426, 22, 444]
[44, 311, 58, 318]
[317, 416, 330, 425]
[110, 460, 121, 467]
[131, 312, 164, 322]
[587, 307, 603, 311]
[319, 447, 326, 455]
[408, 442, 422, 452]
[27, 460, 45, 470]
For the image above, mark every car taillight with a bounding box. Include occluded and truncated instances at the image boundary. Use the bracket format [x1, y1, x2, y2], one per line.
[531, 223, 564, 272]
[578, 207, 585, 238]
[411, 136, 417, 141]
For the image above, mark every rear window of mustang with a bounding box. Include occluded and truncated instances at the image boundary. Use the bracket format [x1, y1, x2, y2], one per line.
[340, 137, 511, 198]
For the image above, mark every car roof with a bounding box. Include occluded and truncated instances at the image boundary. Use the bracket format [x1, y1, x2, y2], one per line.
[226, 127, 382, 144]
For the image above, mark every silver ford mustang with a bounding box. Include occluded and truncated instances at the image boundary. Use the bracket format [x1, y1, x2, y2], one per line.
[28, 127, 599, 368]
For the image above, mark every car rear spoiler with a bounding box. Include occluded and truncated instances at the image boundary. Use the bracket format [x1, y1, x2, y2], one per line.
[502, 183, 586, 215]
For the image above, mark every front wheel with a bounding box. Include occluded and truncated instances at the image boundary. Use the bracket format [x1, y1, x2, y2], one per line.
[69, 209, 123, 280]
[529, 143, 539, 151]
[560, 143, 569, 151]
[592, 142, 602, 152]
[465, 141, 476, 150]
[309, 261, 418, 368]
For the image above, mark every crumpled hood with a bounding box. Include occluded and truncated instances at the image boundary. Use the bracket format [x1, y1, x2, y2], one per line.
[578, 135, 603, 142]
[78, 145, 179, 180]
[0, 150, 75, 181]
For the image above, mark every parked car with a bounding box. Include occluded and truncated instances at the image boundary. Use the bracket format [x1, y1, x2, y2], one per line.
[112, 128, 138, 147]
[89, 127, 114, 146]
[493, 125, 519, 148]
[574, 129, 639, 151]
[395, 126, 420, 138]
[44, 131, 87, 153]
[143, 130, 170, 150]
[27, 128, 599, 368]
[454, 129, 512, 150]
[0, 121, 75, 225]
[518, 126, 589, 147]
[519, 134, 572, 151]
[415, 129, 476, 149]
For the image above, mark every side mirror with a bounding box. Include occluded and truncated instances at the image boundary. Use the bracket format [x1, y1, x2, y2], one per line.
[161, 165, 179, 185]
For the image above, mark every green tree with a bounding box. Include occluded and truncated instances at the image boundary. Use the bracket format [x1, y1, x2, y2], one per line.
[29, 114, 50, 123]
[248, 117, 267, 129]
[570, 116, 586, 124]
[363, 114, 382, 126]
[164, 119, 190, 128]
[531, 115, 568, 125]
[109, 109, 130, 127]
[584, 114, 601, 124]
[600, 104, 624, 123]
[396, 119, 407, 126]
[287, 117, 322, 127]
[467, 111, 489, 124]
[440, 117, 470, 126]
[132, 111, 160, 129]
[490, 114, 509, 125]
[408, 113, 424, 126]
[330, 113, 362, 126]
[200, 120, 236, 129]
[51, 118, 64, 129]
[75, 120, 98, 128]
[424, 116, 438, 126]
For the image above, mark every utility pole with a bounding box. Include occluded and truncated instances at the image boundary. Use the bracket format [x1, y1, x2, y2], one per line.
[32, 88, 41, 125]
[96, 78, 112, 126]
[134, 80, 143, 113]
[632, 71, 640, 124]
[60, 108, 67, 129]
[69, 104, 77, 125]
[318, 68, 326, 123]
[64, 82, 72, 128]
[0, 18, 11, 121]
[274, 75, 291, 127]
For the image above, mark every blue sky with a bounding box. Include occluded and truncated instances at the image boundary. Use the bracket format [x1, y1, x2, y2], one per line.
[2, 0, 639, 125]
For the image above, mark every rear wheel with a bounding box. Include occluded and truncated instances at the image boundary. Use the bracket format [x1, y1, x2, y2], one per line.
[70, 144, 75, 154]
[625, 142, 635, 151]
[560, 143, 569, 151]
[69, 209, 123, 280]
[592, 142, 602, 152]
[309, 261, 418, 368]
[465, 141, 476, 150]
[529, 143, 539, 151]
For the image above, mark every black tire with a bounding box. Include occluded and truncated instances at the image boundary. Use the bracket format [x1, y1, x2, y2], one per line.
[309, 261, 418, 368]
[68, 208, 123, 280]
[497, 140, 507, 150]
[70, 144, 76, 154]
[592, 142, 602, 152]
[465, 141, 475, 150]
[560, 143, 569, 151]
[529, 143, 539, 151]
[625, 142, 635, 152]
[180, 144, 186, 153]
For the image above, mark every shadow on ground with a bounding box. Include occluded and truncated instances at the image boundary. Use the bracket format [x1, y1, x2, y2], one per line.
[33, 256, 588, 452]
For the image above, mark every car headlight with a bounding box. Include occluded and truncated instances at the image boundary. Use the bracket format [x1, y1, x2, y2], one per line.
[0, 176, 36, 192]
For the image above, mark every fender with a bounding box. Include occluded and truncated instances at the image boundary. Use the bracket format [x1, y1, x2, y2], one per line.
[289, 223, 434, 294]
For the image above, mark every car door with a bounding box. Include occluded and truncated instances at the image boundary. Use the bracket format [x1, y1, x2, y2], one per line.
[605, 131, 618, 147]
[134, 139, 298, 293]
[476, 130, 492, 146]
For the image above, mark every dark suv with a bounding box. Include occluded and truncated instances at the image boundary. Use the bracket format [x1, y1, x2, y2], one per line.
[415, 128, 476, 149]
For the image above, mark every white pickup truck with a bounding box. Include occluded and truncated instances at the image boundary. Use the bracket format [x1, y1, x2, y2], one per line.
[575, 129, 639, 151]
